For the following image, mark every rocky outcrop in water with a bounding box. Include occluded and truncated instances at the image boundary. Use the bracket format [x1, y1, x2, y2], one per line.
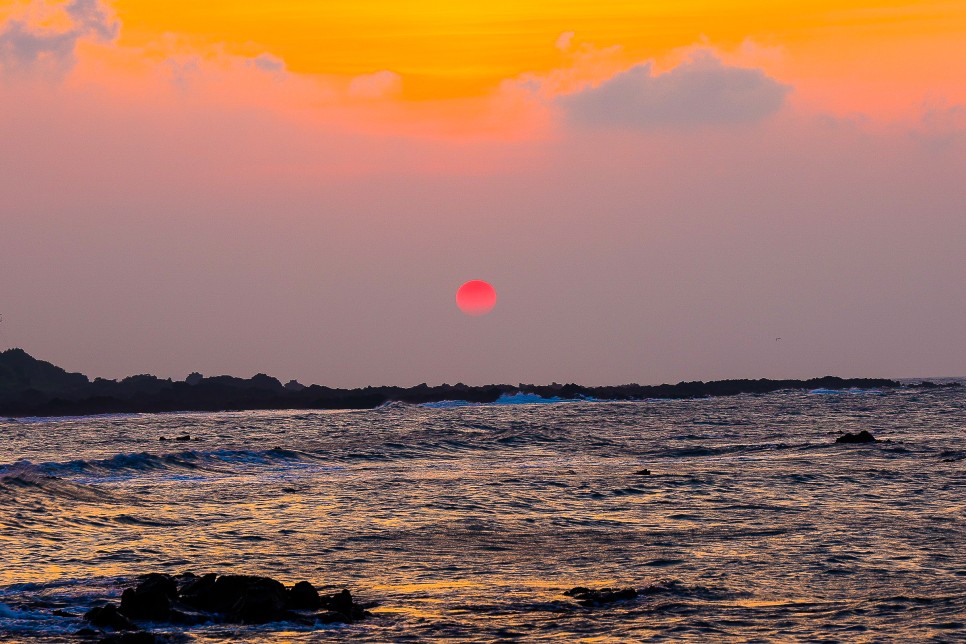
[84, 603, 139, 631]
[82, 572, 369, 637]
[835, 430, 877, 444]
[563, 586, 638, 607]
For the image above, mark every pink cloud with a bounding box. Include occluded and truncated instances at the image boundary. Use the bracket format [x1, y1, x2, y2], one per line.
[0, 0, 117, 78]
[558, 50, 791, 128]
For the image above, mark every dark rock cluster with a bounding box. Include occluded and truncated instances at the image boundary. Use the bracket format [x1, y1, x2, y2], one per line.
[82, 572, 369, 639]
[563, 586, 638, 607]
[835, 430, 876, 444]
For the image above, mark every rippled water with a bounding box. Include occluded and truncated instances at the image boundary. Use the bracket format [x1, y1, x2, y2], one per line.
[1, 388, 964, 641]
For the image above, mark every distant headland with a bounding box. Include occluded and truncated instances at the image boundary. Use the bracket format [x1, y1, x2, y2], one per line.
[0, 348, 954, 419]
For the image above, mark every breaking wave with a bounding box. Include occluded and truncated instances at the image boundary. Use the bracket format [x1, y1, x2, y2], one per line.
[1, 447, 315, 480]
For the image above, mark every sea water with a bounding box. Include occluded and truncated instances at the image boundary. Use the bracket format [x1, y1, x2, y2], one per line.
[1, 387, 964, 641]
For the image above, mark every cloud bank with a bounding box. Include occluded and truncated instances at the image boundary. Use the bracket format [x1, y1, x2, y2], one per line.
[560, 51, 791, 127]
[349, 70, 403, 99]
[0, 0, 118, 77]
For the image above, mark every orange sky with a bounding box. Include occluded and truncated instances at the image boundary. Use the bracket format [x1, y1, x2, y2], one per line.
[1, 0, 963, 123]
[2, 1, 966, 385]
[100, 0, 966, 110]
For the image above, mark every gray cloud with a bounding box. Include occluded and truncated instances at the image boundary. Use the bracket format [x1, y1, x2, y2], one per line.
[0, 20, 77, 74]
[65, 0, 120, 42]
[248, 53, 286, 73]
[0, 0, 118, 77]
[561, 52, 791, 128]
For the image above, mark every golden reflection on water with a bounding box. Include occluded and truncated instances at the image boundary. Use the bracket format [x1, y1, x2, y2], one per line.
[0, 394, 964, 641]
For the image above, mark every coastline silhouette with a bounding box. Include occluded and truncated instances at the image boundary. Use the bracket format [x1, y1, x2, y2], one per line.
[0, 348, 936, 418]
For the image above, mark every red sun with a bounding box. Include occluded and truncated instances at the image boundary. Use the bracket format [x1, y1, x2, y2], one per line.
[456, 280, 497, 316]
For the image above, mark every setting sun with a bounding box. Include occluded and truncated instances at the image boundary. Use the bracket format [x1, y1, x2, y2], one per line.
[456, 280, 497, 316]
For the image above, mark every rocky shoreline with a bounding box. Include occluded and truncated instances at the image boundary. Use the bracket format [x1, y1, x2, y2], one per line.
[0, 348, 929, 419]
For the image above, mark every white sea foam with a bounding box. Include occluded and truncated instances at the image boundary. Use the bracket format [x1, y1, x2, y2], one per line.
[421, 392, 598, 408]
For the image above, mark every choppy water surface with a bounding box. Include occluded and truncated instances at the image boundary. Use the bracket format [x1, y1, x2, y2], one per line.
[1, 388, 964, 641]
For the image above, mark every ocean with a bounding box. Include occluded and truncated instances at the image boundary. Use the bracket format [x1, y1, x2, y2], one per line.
[1, 387, 964, 641]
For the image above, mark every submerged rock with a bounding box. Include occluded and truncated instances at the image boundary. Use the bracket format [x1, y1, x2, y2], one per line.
[84, 603, 139, 631]
[563, 586, 638, 607]
[836, 430, 876, 444]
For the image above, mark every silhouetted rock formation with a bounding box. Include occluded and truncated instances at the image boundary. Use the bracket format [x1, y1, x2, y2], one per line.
[82, 572, 368, 636]
[119, 573, 178, 621]
[0, 348, 89, 398]
[0, 348, 916, 419]
[835, 430, 877, 444]
[84, 604, 139, 631]
[564, 586, 638, 606]
[288, 580, 322, 610]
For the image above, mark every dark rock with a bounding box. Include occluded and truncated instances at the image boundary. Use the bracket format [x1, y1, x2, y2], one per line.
[52, 609, 77, 617]
[311, 588, 368, 622]
[84, 603, 139, 631]
[79, 572, 368, 631]
[174, 434, 191, 442]
[563, 586, 638, 607]
[836, 430, 876, 444]
[137, 573, 179, 595]
[288, 581, 322, 610]
[177, 573, 292, 624]
[178, 573, 217, 609]
[172, 572, 196, 589]
[120, 574, 178, 620]
[227, 585, 288, 624]
[321, 589, 354, 615]
[158, 436, 167, 441]
[634, 469, 651, 476]
[189, 575, 288, 621]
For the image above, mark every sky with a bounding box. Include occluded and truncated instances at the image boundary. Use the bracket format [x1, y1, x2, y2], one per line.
[1, 0, 964, 387]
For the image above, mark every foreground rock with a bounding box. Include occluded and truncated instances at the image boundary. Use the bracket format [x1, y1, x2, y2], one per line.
[83, 572, 369, 635]
[83, 604, 139, 631]
[835, 430, 876, 444]
[563, 586, 638, 607]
